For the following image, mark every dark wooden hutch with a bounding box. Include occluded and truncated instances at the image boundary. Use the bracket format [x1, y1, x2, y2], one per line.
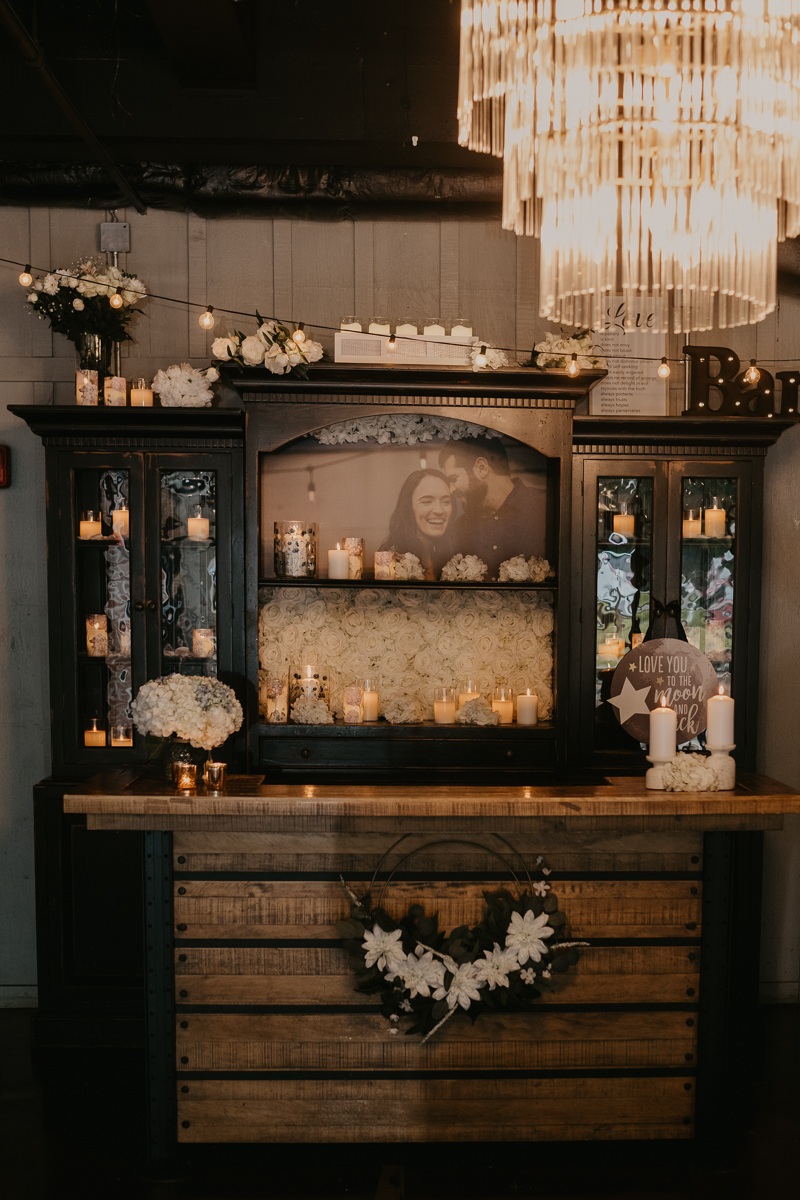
[11, 367, 799, 1163]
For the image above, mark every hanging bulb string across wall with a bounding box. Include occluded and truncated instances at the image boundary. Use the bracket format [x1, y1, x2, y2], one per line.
[5, 253, 800, 371]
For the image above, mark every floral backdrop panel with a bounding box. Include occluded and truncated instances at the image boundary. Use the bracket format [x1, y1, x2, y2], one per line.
[258, 586, 554, 721]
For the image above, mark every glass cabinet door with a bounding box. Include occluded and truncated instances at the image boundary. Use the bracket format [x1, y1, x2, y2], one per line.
[159, 469, 218, 677]
[678, 475, 736, 696]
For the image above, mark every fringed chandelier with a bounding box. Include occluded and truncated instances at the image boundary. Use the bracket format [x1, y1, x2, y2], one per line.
[458, 0, 800, 333]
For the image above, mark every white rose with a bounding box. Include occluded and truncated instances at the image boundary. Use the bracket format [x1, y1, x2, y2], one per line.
[381, 609, 408, 635]
[205, 367, 219, 383]
[72, 298, 84, 310]
[241, 335, 266, 365]
[27, 292, 38, 303]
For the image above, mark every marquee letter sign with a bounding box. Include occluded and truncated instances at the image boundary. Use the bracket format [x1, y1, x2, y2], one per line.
[683, 346, 799, 419]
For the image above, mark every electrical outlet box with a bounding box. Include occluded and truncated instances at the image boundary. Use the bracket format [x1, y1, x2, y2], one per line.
[100, 222, 130, 253]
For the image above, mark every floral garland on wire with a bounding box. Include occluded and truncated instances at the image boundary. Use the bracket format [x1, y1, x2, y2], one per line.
[337, 844, 585, 1043]
[533, 330, 608, 372]
[212, 317, 323, 379]
[309, 414, 505, 447]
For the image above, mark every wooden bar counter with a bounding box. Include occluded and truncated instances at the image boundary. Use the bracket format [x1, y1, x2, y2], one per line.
[66, 772, 800, 1162]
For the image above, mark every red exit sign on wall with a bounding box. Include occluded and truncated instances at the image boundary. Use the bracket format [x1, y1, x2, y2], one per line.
[0, 446, 10, 488]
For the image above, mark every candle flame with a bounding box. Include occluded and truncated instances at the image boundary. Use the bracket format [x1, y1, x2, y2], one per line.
[336, 542, 340, 550]
[661, 696, 667, 708]
[718, 685, 725, 695]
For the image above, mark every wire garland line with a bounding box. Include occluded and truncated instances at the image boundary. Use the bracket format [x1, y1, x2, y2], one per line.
[4, 254, 798, 368]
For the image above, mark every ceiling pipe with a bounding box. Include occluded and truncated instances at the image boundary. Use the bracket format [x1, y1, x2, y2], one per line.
[0, 0, 147, 214]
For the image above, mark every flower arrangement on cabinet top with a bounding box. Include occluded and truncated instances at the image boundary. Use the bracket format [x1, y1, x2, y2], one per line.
[152, 363, 219, 407]
[25, 257, 147, 346]
[131, 675, 242, 751]
[533, 330, 608, 372]
[212, 317, 324, 379]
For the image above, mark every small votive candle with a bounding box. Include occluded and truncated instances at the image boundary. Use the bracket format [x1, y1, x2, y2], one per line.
[344, 537, 364, 580]
[119, 622, 131, 656]
[613, 498, 635, 538]
[598, 635, 624, 662]
[79, 510, 102, 539]
[328, 543, 349, 579]
[193, 628, 215, 658]
[111, 725, 133, 747]
[188, 505, 210, 541]
[264, 677, 289, 724]
[340, 316, 362, 331]
[458, 680, 482, 709]
[103, 375, 126, 407]
[176, 763, 197, 791]
[374, 551, 395, 580]
[130, 377, 153, 407]
[205, 762, 227, 791]
[704, 500, 727, 538]
[84, 719, 105, 747]
[434, 686, 457, 725]
[361, 677, 379, 722]
[368, 316, 390, 334]
[86, 615, 108, 657]
[76, 369, 99, 405]
[343, 685, 364, 724]
[492, 684, 514, 725]
[112, 503, 129, 538]
[450, 319, 473, 337]
[683, 509, 702, 538]
[517, 690, 539, 725]
[423, 318, 445, 336]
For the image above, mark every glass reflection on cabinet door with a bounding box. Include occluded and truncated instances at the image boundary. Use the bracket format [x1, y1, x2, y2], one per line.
[680, 476, 736, 696]
[76, 468, 133, 748]
[160, 470, 218, 677]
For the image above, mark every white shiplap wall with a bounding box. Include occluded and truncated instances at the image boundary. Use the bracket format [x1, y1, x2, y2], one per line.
[0, 205, 797, 1004]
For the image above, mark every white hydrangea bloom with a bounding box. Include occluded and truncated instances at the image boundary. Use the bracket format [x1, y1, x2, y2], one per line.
[131, 675, 242, 750]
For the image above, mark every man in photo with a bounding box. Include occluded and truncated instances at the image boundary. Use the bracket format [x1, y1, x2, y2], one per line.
[438, 437, 543, 579]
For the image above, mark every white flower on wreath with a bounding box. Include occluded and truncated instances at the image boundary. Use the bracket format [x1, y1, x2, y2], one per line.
[470, 342, 508, 372]
[363, 925, 405, 973]
[433, 961, 486, 1011]
[534, 330, 607, 371]
[520, 967, 536, 985]
[474, 943, 519, 990]
[504, 909, 554, 965]
[532, 880, 551, 897]
[389, 951, 445, 998]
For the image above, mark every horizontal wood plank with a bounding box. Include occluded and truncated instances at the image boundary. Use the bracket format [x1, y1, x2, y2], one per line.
[175, 1010, 697, 1070]
[177, 1120, 693, 1143]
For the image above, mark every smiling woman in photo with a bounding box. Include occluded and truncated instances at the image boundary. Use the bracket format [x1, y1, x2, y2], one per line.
[380, 468, 455, 580]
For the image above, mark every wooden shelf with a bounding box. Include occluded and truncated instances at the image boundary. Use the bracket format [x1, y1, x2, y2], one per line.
[258, 577, 556, 591]
[257, 720, 555, 737]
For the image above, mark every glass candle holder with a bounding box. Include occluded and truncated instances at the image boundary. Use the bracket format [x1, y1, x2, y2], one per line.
[111, 725, 133, 747]
[457, 679, 482, 709]
[360, 677, 379, 721]
[290, 664, 329, 706]
[598, 635, 624, 663]
[704, 497, 727, 538]
[86, 614, 108, 657]
[683, 508, 702, 538]
[103, 375, 127, 406]
[205, 762, 227, 791]
[264, 676, 289, 724]
[396, 321, 418, 336]
[343, 684, 364, 724]
[79, 510, 102, 539]
[176, 763, 197, 791]
[111, 502, 129, 538]
[374, 550, 395, 580]
[492, 684, 514, 724]
[343, 537, 364, 579]
[193, 628, 215, 659]
[84, 718, 105, 747]
[516, 690, 539, 725]
[433, 686, 456, 724]
[423, 317, 445, 335]
[130, 377, 154, 406]
[118, 620, 131, 656]
[450, 318, 472, 336]
[188, 504, 210, 541]
[612, 496, 636, 538]
[368, 316, 390, 334]
[274, 521, 317, 578]
[340, 315, 362, 331]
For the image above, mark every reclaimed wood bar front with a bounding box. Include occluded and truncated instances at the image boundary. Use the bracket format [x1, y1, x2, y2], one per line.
[66, 772, 800, 1163]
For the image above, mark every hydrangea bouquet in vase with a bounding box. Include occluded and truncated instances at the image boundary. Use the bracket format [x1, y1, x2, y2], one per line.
[131, 675, 243, 780]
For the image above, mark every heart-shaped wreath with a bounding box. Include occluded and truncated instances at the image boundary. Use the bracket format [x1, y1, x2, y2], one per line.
[337, 837, 586, 1042]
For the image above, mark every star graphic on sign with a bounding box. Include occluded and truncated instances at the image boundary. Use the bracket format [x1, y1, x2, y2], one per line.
[628, 662, 637, 672]
[608, 678, 653, 725]
[657, 676, 664, 684]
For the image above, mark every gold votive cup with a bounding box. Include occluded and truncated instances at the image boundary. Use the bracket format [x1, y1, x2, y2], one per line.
[176, 763, 197, 791]
[205, 762, 227, 791]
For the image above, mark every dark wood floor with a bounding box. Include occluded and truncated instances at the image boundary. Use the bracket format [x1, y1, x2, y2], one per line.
[2, 1006, 798, 1200]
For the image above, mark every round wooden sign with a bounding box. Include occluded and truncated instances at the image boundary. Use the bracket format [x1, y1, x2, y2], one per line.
[608, 637, 719, 744]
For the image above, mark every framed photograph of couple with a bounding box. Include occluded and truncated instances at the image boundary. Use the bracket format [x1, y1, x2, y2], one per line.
[259, 424, 556, 584]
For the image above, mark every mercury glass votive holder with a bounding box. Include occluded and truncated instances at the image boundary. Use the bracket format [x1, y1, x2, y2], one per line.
[264, 676, 289, 724]
[343, 537, 364, 579]
[176, 763, 197, 791]
[274, 521, 317, 578]
[193, 628, 215, 659]
[374, 550, 394, 580]
[205, 762, 227, 791]
[343, 685, 364, 724]
[86, 615, 108, 657]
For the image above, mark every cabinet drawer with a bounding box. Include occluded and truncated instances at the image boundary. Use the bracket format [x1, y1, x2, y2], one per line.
[258, 732, 556, 772]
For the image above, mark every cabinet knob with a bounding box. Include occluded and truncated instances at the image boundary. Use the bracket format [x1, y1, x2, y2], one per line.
[300, 748, 311, 759]
[133, 601, 145, 612]
[146, 600, 157, 612]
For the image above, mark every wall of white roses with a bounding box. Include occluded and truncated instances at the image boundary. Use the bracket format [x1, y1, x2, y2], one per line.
[0, 203, 798, 1005]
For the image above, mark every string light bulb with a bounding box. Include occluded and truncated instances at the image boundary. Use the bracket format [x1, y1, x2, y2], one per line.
[566, 353, 579, 377]
[18, 265, 32, 287]
[657, 357, 671, 379]
[387, 333, 397, 350]
[198, 306, 215, 330]
[109, 289, 123, 309]
[292, 322, 306, 344]
[474, 345, 488, 368]
[744, 360, 761, 385]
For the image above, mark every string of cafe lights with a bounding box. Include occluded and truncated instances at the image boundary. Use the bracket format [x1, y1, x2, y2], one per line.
[5, 255, 798, 377]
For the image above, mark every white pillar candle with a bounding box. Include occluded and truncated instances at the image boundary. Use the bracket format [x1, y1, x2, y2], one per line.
[434, 699, 456, 724]
[649, 697, 677, 759]
[396, 323, 417, 336]
[112, 506, 129, 537]
[706, 687, 735, 747]
[704, 507, 727, 538]
[613, 514, 635, 537]
[516, 691, 538, 725]
[492, 699, 514, 724]
[451, 323, 472, 337]
[362, 690, 379, 721]
[80, 511, 102, 539]
[84, 720, 105, 747]
[423, 322, 445, 336]
[328, 543, 349, 579]
[683, 511, 702, 538]
[130, 387, 153, 406]
[188, 513, 210, 540]
[368, 320, 391, 334]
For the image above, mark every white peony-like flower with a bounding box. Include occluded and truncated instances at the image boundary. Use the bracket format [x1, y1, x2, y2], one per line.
[382, 693, 424, 724]
[504, 909, 554, 965]
[534, 330, 607, 372]
[131, 674, 242, 751]
[241, 335, 266, 365]
[290, 695, 334, 724]
[72, 298, 84, 311]
[363, 925, 405, 973]
[474, 943, 519, 990]
[433, 961, 486, 1011]
[152, 363, 217, 408]
[212, 336, 238, 360]
[456, 697, 499, 726]
[393, 553, 425, 581]
[471, 342, 508, 372]
[440, 554, 487, 582]
[388, 951, 446, 998]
